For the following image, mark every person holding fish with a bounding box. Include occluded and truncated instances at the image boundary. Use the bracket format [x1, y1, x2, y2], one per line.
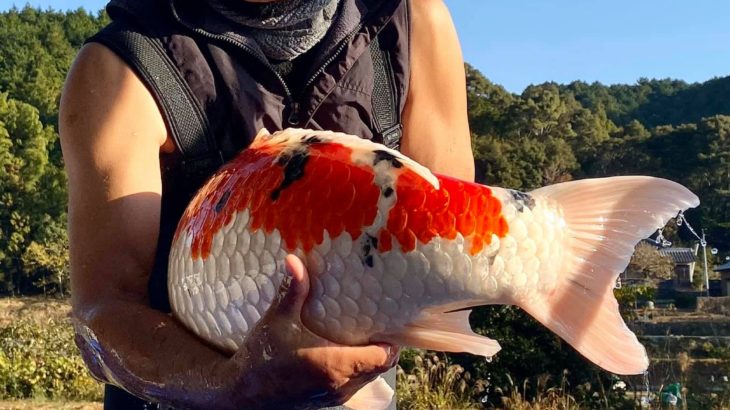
[59, 0, 475, 408]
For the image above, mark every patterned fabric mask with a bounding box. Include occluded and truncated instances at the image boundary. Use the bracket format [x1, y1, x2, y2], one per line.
[207, 0, 341, 61]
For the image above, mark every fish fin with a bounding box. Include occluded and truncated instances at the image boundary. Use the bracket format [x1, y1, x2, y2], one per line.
[254, 128, 271, 139]
[523, 176, 699, 375]
[250, 128, 273, 148]
[343, 376, 394, 410]
[383, 310, 501, 358]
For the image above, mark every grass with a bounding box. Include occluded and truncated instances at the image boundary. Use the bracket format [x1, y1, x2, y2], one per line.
[0, 400, 101, 409]
[0, 297, 103, 404]
[4, 297, 728, 409]
[396, 352, 484, 409]
[0, 297, 71, 327]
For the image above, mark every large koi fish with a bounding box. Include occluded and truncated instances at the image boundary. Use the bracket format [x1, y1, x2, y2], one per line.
[168, 128, 698, 408]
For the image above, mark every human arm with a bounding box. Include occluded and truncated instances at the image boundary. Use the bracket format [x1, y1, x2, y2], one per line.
[60, 43, 396, 409]
[401, 0, 475, 180]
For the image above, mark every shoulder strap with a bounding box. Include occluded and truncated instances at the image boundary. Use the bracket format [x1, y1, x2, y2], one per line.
[369, 35, 403, 151]
[88, 21, 223, 180]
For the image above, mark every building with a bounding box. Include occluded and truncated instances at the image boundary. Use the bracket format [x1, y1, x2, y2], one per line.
[659, 247, 697, 288]
[620, 242, 699, 288]
[715, 261, 730, 297]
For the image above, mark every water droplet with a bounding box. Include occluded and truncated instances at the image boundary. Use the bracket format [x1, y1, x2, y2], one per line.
[485, 356, 493, 363]
[481, 395, 489, 403]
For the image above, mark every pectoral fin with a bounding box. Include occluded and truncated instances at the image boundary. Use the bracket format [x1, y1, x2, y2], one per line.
[381, 310, 501, 358]
[343, 376, 394, 410]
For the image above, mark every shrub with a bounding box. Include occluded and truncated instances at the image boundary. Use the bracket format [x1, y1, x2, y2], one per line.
[614, 285, 656, 311]
[0, 317, 102, 401]
[396, 350, 485, 409]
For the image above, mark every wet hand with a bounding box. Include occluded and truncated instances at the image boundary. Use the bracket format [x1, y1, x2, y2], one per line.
[221, 254, 399, 409]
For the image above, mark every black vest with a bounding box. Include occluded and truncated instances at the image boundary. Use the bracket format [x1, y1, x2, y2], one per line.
[88, 0, 409, 407]
[91, 0, 410, 312]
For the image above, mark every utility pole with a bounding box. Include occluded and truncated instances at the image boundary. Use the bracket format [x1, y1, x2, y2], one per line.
[702, 229, 709, 297]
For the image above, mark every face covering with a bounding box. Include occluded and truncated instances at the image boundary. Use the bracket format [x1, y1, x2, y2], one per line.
[207, 0, 341, 61]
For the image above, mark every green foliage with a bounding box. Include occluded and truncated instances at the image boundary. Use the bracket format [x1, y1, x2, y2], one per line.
[467, 66, 730, 251]
[0, 317, 102, 401]
[0, 7, 727, 407]
[0, 7, 109, 125]
[439, 305, 625, 408]
[21, 224, 70, 296]
[0, 93, 67, 295]
[614, 285, 657, 311]
[0, 6, 108, 296]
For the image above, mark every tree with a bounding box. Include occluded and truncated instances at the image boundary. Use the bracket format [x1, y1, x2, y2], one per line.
[0, 7, 108, 126]
[627, 242, 675, 281]
[0, 93, 66, 294]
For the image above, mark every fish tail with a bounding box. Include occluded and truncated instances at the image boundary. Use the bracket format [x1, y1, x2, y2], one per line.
[517, 176, 699, 375]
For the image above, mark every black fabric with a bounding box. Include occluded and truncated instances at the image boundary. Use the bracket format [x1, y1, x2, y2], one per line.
[88, 21, 224, 178]
[271, 41, 324, 99]
[369, 35, 402, 150]
[88, 0, 410, 407]
[104, 385, 156, 409]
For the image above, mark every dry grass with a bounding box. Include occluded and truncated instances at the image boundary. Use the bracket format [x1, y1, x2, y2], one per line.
[498, 375, 581, 410]
[0, 297, 71, 327]
[396, 353, 485, 409]
[0, 400, 101, 410]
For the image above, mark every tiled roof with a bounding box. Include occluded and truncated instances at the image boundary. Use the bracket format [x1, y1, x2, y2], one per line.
[714, 261, 730, 272]
[658, 247, 696, 264]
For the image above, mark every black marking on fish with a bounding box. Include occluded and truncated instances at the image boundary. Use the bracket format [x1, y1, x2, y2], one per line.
[509, 190, 536, 212]
[383, 186, 394, 198]
[271, 149, 309, 201]
[373, 150, 403, 168]
[361, 234, 378, 268]
[303, 135, 323, 145]
[215, 190, 231, 213]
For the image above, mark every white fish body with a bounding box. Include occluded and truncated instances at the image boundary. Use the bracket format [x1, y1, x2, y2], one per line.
[168, 128, 699, 407]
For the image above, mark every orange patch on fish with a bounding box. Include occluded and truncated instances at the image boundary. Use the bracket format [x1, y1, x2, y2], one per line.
[380, 172, 508, 255]
[176, 142, 382, 259]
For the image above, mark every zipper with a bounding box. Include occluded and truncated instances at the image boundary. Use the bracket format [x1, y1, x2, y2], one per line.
[301, 26, 363, 100]
[184, 29, 294, 97]
[180, 26, 302, 123]
[287, 25, 363, 125]
[181, 15, 364, 127]
[171, 0, 400, 127]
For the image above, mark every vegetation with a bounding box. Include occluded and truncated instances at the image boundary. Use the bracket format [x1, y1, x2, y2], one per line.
[1, 4, 729, 408]
[0, 298, 102, 402]
[1, 5, 728, 296]
[0, 318, 103, 401]
[0, 7, 109, 296]
[397, 351, 482, 409]
[627, 242, 675, 281]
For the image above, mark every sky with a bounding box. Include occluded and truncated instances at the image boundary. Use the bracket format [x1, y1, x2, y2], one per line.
[2, 0, 730, 93]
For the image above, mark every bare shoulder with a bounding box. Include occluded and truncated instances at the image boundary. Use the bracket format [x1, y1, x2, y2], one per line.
[409, 0, 453, 28]
[402, 0, 474, 180]
[60, 42, 168, 153]
[60, 42, 169, 310]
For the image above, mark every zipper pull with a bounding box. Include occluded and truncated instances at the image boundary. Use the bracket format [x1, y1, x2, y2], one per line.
[287, 102, 301, 126]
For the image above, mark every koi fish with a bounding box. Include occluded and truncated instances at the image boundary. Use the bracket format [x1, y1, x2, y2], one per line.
[168, 128, 698, 408]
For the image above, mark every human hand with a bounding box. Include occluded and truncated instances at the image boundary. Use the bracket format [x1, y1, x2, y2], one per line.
[218, 254, 399, 409]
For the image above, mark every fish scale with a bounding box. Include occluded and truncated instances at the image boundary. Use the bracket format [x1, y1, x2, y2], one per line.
[169, 131, 560, 347]
[169, 128, 700, 392]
